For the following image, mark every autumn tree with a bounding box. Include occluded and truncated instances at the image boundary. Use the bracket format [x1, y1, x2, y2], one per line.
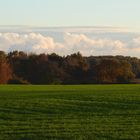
[0, 51, 12, 84]
[94, 59, 135, 83]
[117, 61, 135, 83]
[63, 52, 89, 84]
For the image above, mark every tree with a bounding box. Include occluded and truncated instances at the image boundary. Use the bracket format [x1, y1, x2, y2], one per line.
[117, 61, 135, 83]
[0, 51, 12, 84]
[94, 59, 135, 84]
[94, 59, 121, 83]
[63, 52, 89, 84]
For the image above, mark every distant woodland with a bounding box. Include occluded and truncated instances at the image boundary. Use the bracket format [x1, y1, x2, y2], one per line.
[0, 51, 140, 84]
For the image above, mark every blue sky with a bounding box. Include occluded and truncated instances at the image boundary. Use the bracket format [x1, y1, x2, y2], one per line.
[0, 0, 140, 29]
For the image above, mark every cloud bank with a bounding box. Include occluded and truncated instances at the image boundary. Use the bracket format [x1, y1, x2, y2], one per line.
[0, 27, 140, 57]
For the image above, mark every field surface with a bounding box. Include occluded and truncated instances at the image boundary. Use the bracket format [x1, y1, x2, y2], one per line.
[0, 85, 139, 140]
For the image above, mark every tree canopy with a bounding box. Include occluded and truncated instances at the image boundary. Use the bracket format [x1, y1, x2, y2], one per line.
[0, 51, 140, 84]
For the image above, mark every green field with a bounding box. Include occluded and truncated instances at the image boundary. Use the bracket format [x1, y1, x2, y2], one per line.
[0, 85, 139, 140]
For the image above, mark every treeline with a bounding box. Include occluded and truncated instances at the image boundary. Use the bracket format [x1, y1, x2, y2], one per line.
[1, 51, 140, 84]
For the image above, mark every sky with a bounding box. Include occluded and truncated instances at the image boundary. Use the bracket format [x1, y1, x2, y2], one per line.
[0, 0, 140, 29]
[1, 0, 140, 57]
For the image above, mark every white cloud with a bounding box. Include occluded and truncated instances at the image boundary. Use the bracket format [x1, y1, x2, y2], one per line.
[63, 33, 127, 56]
[0, 33, 64, 54]
[133, 37, 140, 46]
[0, 27, 140, 57]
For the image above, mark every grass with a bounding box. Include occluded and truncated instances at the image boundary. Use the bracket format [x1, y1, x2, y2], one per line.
[0, 85, 139, 140]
